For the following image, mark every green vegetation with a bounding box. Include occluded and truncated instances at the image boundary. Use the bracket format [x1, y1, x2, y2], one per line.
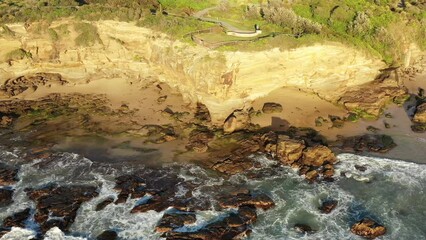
[74, 22, 102, 46]
[137, 15, 214, 39]
[0, 0, 424, 64]
[48, 28, 59, 41]
[159, 0, 217, 11]
[5, 48, 32, 61]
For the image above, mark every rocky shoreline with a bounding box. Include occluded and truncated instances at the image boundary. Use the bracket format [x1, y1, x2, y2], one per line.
[0, 70, 425, 239]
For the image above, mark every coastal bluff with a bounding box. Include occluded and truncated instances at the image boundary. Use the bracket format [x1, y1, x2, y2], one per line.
[0, 20, 421, 122]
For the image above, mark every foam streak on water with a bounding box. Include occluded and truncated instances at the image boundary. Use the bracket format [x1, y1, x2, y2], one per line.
[1, 150, 426, 239]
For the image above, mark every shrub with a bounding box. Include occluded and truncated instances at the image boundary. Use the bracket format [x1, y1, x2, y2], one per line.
[261, 1, 322, 35]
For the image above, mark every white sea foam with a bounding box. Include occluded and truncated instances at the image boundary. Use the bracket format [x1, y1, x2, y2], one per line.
[1, 149, 426, 239]
[0, 227, 36, 240]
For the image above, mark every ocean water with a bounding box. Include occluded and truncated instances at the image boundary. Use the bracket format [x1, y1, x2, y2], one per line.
[0, 148, 425, 240]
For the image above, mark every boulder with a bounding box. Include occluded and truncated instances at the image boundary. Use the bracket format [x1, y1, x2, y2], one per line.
[413, 103, 426, 123]
[302, 146, 336, 167]
[223, 110, 250, 133]
[218, 192, 274, 210]
[319, 200, 337, 214]
[351, 218, 386, 239]
[97, 230, 118, 240]
[2, 208, 31, 228]
[276, 136, 305, 165]
[96, 197, 114, 211]
[262, 102, 283, 114]
[155, 212, 196, 233]
[27, 184, 98, 232]
[163, 211, 254, 240]
[0, 188, 13, 207]
[0, 164, 19, 186]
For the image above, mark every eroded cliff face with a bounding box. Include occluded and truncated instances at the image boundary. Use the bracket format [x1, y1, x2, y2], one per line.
[0, 20, 416, 122]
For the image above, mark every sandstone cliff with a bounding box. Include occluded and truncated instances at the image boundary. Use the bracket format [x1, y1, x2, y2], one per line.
[0, 20, 422, 122]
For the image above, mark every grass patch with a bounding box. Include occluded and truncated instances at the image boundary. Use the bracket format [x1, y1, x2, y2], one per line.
[74, 22, 102, 46]
[5, 48, 32, 61]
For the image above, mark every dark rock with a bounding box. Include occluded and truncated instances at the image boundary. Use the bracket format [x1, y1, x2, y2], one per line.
[0, 228, 9, 238]
[131, 196, 171, 213]
[2, 208, 31, 228]
[155, 212, 196, 233]
[237, 205, 257, 224]
[351, 218, 386, 239]
[262, 102, 283, 114]
[186, 128, 215, 153]
[211, 138, 260, 175]
[96, 197, 114, 211]
[194, 102, 211, 122]
[329, 115, 345, 128]
[218, 192, 274, 210]
[294, 223, 314, 233]
[411, 123, 426, 133]
[27, 184, 98, 232]
[366, 126, 380, 133]
[163, 213, 253, 240]
[0, 164, 19, 186]
[319, 200, 337, 214]
[334, 134, 396, 153]
[355, 165, 367, 172]
[0, 188, 13, 207]
[383, 121, 391, 129]
[97, 230, 118, 240]
[113, 175, 146, 204]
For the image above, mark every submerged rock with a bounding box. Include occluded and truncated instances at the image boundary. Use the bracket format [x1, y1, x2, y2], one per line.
[294, 223, 315, 234]
[262, 102, 283, 114]
[2, 208, 31, 228]
[96, 230, 118, 240]
[0, 188, 14, 207]
[27, 184, 99, 232]
[319, 200, 338, 214]
[351, 218, 386, 239]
